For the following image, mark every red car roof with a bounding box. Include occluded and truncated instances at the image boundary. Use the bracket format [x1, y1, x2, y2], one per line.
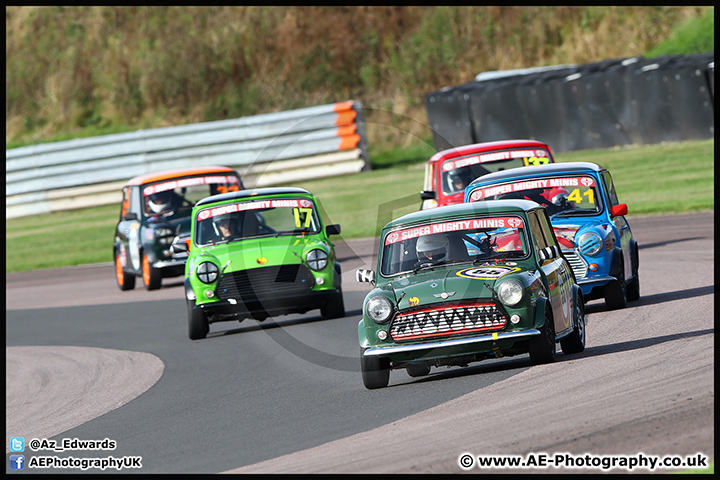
[124, 166, 239, 186]
[429, 140, 552, 164]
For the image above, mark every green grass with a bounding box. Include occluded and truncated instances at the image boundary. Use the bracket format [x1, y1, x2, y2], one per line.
[646, 9, 715, 57]
[290, 162, 427, 240]
[6, 204, 119, 272]
[555, 141, 714, 216]
[4, 139, 713, 273]
[678, 460, 713, 474]
[370, 140, 436, 169]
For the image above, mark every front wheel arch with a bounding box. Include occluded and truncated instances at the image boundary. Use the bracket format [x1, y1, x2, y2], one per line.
[533, 296, 550, 330]
[187, 298, 209, 340]
[141, 249, 162, 290]
[114, 246, 135, 291]
[608, 247, 624, 280]
[561, 293, 586, 354]
[630, 238, 639, 273]
[529, 306, 556, 364]
[604, 256, 627, 310]
[626, 239, 640, 302]
[361, 348, 390, 389]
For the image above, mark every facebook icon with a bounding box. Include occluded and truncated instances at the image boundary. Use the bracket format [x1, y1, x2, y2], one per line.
[10, 455, 25, 470]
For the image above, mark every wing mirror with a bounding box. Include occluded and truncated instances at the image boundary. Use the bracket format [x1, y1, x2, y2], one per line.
[420, 190, 436, 200]
[538, 245, 561, 263]
[326, 224, 341, 236]
[610, 204, 628, 216]
[356, 269, 375, 285]
[123, 212, 138, 221]
[171, 242, 189, 254]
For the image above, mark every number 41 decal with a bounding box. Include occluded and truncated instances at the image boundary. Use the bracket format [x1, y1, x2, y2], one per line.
[293, 208, 313, 228]
[567, 188, 594, 204]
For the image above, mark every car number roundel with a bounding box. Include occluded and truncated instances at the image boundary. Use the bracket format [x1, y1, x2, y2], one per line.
[456, 266, 521, 279]
[558, 268, 573, 328]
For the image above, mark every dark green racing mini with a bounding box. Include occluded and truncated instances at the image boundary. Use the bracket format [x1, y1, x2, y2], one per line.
[356, 199, 586, 389]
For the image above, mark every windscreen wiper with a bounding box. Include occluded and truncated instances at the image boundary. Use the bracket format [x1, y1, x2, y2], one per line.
[550, 210, 590, 220]
[412, 259, 469, 274]
[473, 252, 507, 263]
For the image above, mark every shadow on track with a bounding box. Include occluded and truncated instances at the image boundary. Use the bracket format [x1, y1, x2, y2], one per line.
[580, 328, 713, 358]
[639, 236, 708, 250]
[584, 284, 714, 314]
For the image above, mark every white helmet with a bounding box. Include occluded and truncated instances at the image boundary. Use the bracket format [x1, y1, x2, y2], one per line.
[551, 188, 570, 207]
[148, 191, 172, 214]
[416, 235, 449, 262]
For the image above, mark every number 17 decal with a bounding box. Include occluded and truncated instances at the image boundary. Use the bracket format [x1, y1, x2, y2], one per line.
[293, 207, 313, 228]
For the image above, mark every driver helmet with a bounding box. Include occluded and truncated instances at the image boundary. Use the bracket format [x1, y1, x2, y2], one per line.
[148, 190, 172, 214]
[550, 187, 570, 207]
[213, 213, 237, 237]
[416, 234, 449, 262]
[447, 169, 471, 193]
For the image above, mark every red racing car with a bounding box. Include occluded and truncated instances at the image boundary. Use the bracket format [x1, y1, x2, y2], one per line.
[420, 139, 556, 210]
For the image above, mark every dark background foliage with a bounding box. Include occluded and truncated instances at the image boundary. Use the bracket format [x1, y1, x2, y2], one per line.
[6, 6, 714, 150]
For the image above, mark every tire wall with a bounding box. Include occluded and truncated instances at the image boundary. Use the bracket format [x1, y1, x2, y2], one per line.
[424, 53, 715, 154]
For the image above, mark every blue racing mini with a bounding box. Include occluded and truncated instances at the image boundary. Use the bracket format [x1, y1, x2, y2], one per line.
[464, 161, 639, 310]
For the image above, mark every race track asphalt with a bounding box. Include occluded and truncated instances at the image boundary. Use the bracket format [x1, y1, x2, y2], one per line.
[6, 212, 714, 473]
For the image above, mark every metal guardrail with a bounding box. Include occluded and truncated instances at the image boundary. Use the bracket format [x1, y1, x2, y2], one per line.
[6, 100, 370, 219]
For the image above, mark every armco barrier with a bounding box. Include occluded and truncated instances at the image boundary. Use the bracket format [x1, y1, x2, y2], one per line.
[425, 53, 714, 154]
[6, 100, 370, 219]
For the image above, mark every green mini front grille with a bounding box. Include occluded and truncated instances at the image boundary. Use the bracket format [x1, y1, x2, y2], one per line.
[390, 302, 507, 342]
[215, 264, 314, 301]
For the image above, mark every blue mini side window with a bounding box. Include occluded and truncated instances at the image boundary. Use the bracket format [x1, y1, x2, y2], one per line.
[600, 170, 619, 206]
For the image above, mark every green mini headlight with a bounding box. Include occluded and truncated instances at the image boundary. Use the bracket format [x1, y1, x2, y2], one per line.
[197, 261, 219, 284]
[366, 295, 393, 324]
[497, 279, 524, 307]
[306, 249, 328, 271]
